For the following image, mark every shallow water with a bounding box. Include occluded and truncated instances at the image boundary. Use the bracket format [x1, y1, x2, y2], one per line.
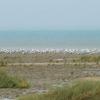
[0, 30, 100, 49]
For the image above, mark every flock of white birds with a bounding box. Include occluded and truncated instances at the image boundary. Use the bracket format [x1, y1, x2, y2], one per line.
[0, 48, 99, 54]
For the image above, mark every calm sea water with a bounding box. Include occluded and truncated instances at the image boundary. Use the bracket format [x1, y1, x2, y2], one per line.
[0, 30, 100, 49]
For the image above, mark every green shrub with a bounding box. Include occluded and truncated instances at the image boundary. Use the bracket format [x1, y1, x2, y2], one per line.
[18, 80, 100, 100]
[0, 70, 29, 88]
[80, 56, 100, 64]
[0, 60, 7, 66]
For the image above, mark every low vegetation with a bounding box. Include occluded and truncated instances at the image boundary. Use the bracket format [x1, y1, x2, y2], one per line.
[0, 70, 29, 88]
[0, 60, 7, 66]
[18, 79, 100, 100]
[80, 56, 100, 64]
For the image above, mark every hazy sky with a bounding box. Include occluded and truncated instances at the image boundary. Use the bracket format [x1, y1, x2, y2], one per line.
[0, 0, 100, 30]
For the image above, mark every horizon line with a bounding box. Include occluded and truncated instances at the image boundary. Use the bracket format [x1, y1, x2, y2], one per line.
[0, 29, 100, 31]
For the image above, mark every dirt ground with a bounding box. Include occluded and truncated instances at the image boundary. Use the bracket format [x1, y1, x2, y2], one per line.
[0, 52, 100, 99]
